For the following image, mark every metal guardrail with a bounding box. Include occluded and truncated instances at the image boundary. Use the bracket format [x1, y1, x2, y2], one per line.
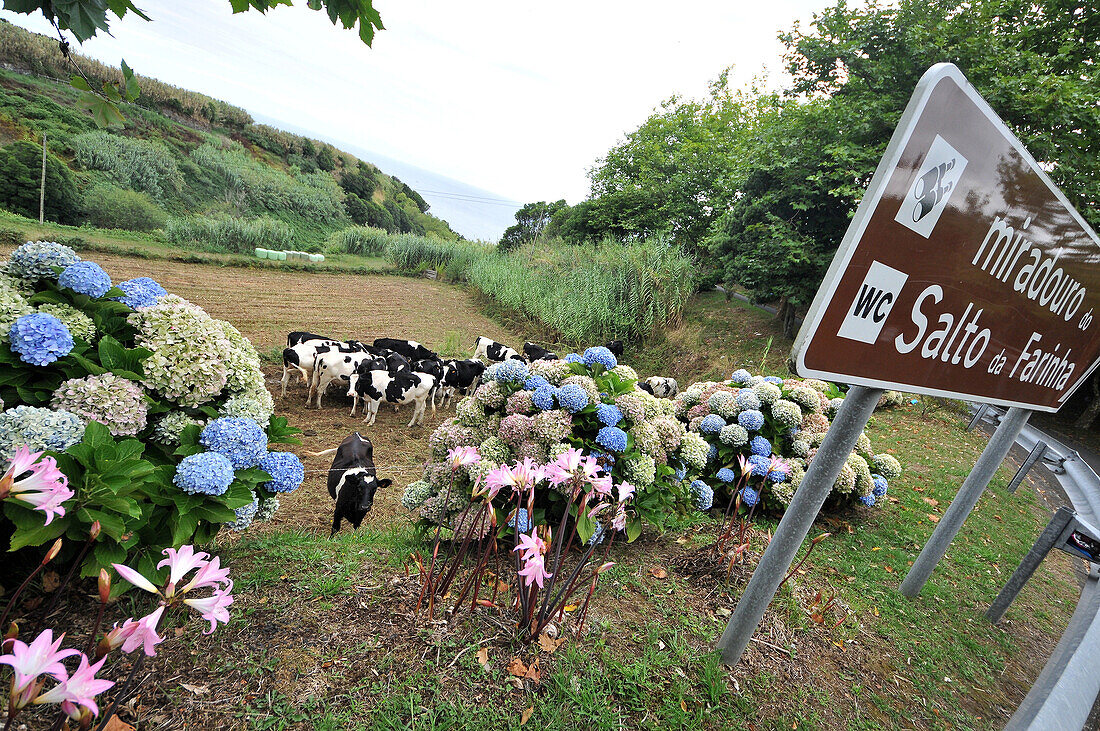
[970, 406, 1100, 730]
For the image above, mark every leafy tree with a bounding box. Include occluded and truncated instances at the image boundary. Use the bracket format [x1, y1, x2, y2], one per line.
[344, 192, 369, 226]
[1, 0, 384, 44]
[316, 145, 336, 172]
[0, 140, 82, 224]
[499, 199, 567, 250]
[393, 178, 429, 213]
[340, 167, 377, 200]
[363, 199, 395, 231]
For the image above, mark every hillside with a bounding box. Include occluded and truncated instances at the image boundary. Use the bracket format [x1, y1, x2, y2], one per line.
[0, 20, 460, 249]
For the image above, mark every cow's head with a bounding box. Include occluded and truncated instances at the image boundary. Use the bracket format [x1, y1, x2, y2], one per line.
[332, 472, 392, 537]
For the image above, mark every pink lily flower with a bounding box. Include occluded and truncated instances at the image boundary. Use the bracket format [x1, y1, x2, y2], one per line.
[0, 447, 74, 525]
[588, 475, 613, 497]
[0, 630, 80, 705]
[447, 446, 481, 470]
[34, 654, 114, 719]
[517, 552, 552, 589]
[616, 481, 636, 504]
[513, 532, 547, 562]
[183, 583, 234, 635]
[768, 455, 789, 473]
[737, 454, 753, 479]
[484, 464, 518, 500]
[180, 555, 231, 594]
[112, 563, 160, 595]
[158, 545, 210, 592]
[611, 504, 628, 532]
[510, 458, 544, 492]
[110, 602, 163, 655]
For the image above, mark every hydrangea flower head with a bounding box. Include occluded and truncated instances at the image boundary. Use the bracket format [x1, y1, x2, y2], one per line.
[113, 277, 168, 309]
[858, 494, 876, 507]
[747, 454, 771, 477]
[707, 442, 718, 465]
[729, 369, 752, 385]
[737, 409, 765, 431]
[719, 423, 749, 447]
[174, 452, 235, 496]
[596, 403, 623, 426]
[739, 486, 760, 507]
[699, 414, 726, 434]
[51, 373, 148, 437]
[764, 376, 784, 385]
[495, 359, 530, 385]
[563, 353, 583, 364]
[227, 494, 259, 531]
[735, 389, 761, 411]
[58, 261, 112, 298]
[716, 467, 736, 483]
[0, 406, 85, 461]
[531, 384, 557, 411]
[582, 346, 617, 370]
[8, 312, 74, 365]
[586, 521, 606, 547]
[507, 507, 532, 533]
[595, 426, 628, 453]
[35, 303, 95, 343]
[8, 241, 79, 282]
[258, 451, 305, 493]
[871, 474, 889, 497]
[692, 480, 714, 511]
[749, 436, 772, 457]
[524, 375, 549, 391]
[556, 383, 589, 413]
[872, 454, 903, 480]
[200, 417, 268, 469]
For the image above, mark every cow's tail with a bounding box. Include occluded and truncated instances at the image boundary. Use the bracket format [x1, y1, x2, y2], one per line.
[307, 447, 339, 457]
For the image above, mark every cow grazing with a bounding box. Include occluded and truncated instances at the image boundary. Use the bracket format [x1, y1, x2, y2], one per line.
[439, 358, 486, 408]
[412, 358, 445, 413]
[287, 331, 334, 348]
[373, 337, 437, 362]
[280, 339, 340, 397]
[523, 342, 558, 361]
[313, 433, 391, 537]
[350, 368, 438, 427]
[310, 350, 377, 409]
[640, 376, 679, 399]
[605, 340, 625, 358]
[473, 336, 523, 363]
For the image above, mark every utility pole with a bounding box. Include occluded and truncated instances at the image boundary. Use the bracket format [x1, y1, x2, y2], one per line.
[39, 132, 47, 224]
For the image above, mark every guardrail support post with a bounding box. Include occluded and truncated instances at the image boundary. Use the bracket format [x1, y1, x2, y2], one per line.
[986, 506, 1076, 623]
[967, 403, 990, 431]
[901, 407, 1032, 597]
[1007, 441, 1048, 494]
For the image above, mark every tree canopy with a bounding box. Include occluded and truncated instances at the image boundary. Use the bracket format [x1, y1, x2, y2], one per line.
[499, 200, 568, 250]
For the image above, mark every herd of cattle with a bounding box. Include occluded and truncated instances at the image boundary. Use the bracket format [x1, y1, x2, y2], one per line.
[281, 331, 678, 428]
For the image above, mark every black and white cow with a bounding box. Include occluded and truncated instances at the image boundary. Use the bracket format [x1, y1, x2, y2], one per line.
[439, 358, 486, 408]
[310, 350, 379, 410]
[287, 331, 334, 348]
[349, 368, 438, 427]
[372, 338, 437, 362]
[473, 336, 523, 363]
[605, 340, 625, 358]
[280, 339, 340, 397]
[640, 376, 679, 399]
[412, 358, 445, 413]
[312, 433, 392, 537]
[383, 350, 412, 374]
[523, 342, 558, 361]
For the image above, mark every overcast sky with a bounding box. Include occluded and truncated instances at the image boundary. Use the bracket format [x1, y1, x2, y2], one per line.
[3, 0, 828, 205]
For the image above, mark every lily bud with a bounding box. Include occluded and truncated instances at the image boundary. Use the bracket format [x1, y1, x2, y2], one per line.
[98, 569, 111, 604]
[43, 538, 62, 564]
[88, 520, 101, 541]
[5, 621, 18, 644]
[811, 532, 832, 545]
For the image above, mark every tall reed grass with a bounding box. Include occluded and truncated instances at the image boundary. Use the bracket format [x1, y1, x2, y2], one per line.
[385, 235, 491, 279]
[468, 238, 696, 342]
[166, 216, 294, 254]
[325, 226, 391, 256]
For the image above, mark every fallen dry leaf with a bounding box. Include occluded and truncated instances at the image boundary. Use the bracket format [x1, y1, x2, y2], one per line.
[180, 683, 208, 695]
[506, 658, 528, 677]
[101, 717, 136, 731]
[649, 566, 669, 579]
[538, 634, 565, 653]
[476, 647, 490, 670]
[680, 699, 688, 713]
[42, 571, 60, 593]
[521, 707, 534, 726]
[563, 604, 579, 612]
[525, 658, 542, 682]
[884, 565, 894, 573]
[923, 497, 940, 507]
[927, 514, 941, 523]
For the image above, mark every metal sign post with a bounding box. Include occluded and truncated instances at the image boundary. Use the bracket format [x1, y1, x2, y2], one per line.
[717, 386, 882, 664]
[900, 407, 1031, 597]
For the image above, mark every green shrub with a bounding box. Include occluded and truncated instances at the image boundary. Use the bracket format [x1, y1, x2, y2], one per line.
[326, 226, 390, 256]
[384, 235, 490, 279]
[0, 140, 82, 224]
[166, 215, 294, 254]
[83, 183, 168, 231]
[72, 132, 183, 199]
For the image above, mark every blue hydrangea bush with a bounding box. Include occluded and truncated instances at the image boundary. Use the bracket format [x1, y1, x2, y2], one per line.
[0, 242, 302, 586]
[673, 369, 901, 512]
[404, 347, 697, 538]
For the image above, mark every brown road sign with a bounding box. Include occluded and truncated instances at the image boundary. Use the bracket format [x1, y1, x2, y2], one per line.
[792, 63, 1100, 413]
